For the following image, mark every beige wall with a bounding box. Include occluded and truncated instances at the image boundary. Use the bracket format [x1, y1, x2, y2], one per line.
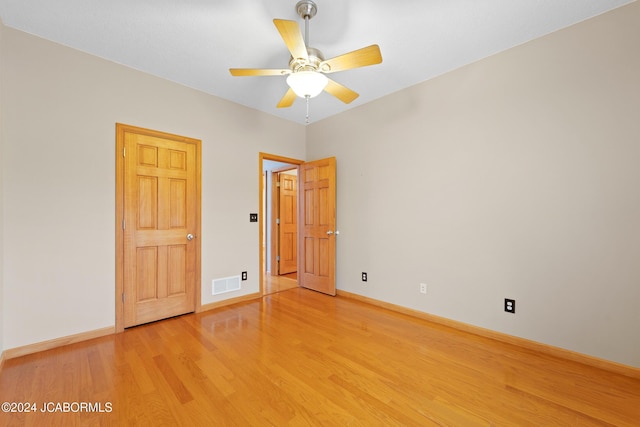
[2, 3, 639, 369]
[307, 2, 640, 367]
[0, 26, 305, 350]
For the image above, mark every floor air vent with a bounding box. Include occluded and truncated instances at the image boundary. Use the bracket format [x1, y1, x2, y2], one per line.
[212, 275, 241, 295]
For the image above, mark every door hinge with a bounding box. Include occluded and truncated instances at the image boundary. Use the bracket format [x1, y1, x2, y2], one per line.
[276, 256, 280, 261]
[276, 218, 280, 225]
[121, 293, 125, 302]
[123, 147, 126, 157]
[276, 181, 280, 187]
[122, 219, 126, 230]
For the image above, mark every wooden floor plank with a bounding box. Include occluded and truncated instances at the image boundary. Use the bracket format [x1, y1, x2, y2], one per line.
[1, 288, 639, 426]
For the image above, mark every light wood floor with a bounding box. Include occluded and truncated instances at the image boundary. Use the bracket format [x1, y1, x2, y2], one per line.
[263, 272, 298, 295]
[1, 288, 638, 426]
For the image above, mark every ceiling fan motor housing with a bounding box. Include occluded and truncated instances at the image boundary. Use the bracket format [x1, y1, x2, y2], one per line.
[289, 47, 325, 72]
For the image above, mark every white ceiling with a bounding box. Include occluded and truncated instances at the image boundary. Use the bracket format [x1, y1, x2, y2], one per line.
[0, 0, 633, 125]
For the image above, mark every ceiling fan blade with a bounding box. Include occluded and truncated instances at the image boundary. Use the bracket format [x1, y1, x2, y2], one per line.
[324, 79, 359, 104]
[273, 19, 309, 62]
[320, 45, 382, 73]
[229, 68, 290, 77]
[277, 88, 297, 108]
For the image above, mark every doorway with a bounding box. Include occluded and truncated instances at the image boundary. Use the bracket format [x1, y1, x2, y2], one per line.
[260, 154, 303, 295]
[271, 166, 298, 277]
[259, 153, 337, 297]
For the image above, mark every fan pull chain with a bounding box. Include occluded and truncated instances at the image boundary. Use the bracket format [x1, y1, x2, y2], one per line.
[305, 95, 311, 124]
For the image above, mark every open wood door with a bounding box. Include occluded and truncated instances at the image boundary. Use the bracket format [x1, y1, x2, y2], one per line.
[299, 157, 336, 295]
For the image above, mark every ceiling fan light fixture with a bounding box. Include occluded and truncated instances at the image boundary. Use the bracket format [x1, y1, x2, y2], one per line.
[229, 0, 382, 113]
[286, 71, 328, 98]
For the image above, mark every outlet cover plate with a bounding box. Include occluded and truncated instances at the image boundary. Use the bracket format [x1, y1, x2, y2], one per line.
[241, 271, 247, 281]
[361, 272, 367, 282]
[505, 298, 515, 313]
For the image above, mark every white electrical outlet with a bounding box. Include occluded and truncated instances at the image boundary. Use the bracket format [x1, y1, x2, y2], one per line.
[420, 283, 427, 294]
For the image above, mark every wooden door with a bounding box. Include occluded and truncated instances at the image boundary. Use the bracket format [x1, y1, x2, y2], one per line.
[278, 173, 298, 275]
[117, 124, 201, 329]
[299, 157, 336, 295]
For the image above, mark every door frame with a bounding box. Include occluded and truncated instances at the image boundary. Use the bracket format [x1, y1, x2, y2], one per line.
[115, 123, 202, 332]
[259, 153, 304, 295]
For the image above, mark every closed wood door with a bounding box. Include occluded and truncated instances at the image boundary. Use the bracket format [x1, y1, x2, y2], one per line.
[278, 173, 298, 275]
[117, 124, 201, 329]
[299, 157, 336, 295]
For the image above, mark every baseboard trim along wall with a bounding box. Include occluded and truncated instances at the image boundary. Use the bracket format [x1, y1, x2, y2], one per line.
[7, 290, 635, 380]
[1, 293, 262, 363]
[199, 292, 261, 313]
[3, 327, 116, 360]
[336, 290, 640, 380]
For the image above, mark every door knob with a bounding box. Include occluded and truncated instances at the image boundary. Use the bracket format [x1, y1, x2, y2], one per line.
[187, 234, 194, 241]
[326, 230, 334, 236]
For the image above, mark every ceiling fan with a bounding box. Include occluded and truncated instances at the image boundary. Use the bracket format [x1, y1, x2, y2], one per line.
[229, 0, 383, 114]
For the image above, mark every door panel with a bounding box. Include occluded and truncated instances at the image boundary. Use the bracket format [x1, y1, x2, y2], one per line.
[167, 245, 187, 296]
[119, 125, 200, 328]
[169, 179, 187, 228]
[278, 173, 298, 275]
[137, 176, 158, 229]
[299, 157, 336, 295]
[137, 247, 158, 301]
